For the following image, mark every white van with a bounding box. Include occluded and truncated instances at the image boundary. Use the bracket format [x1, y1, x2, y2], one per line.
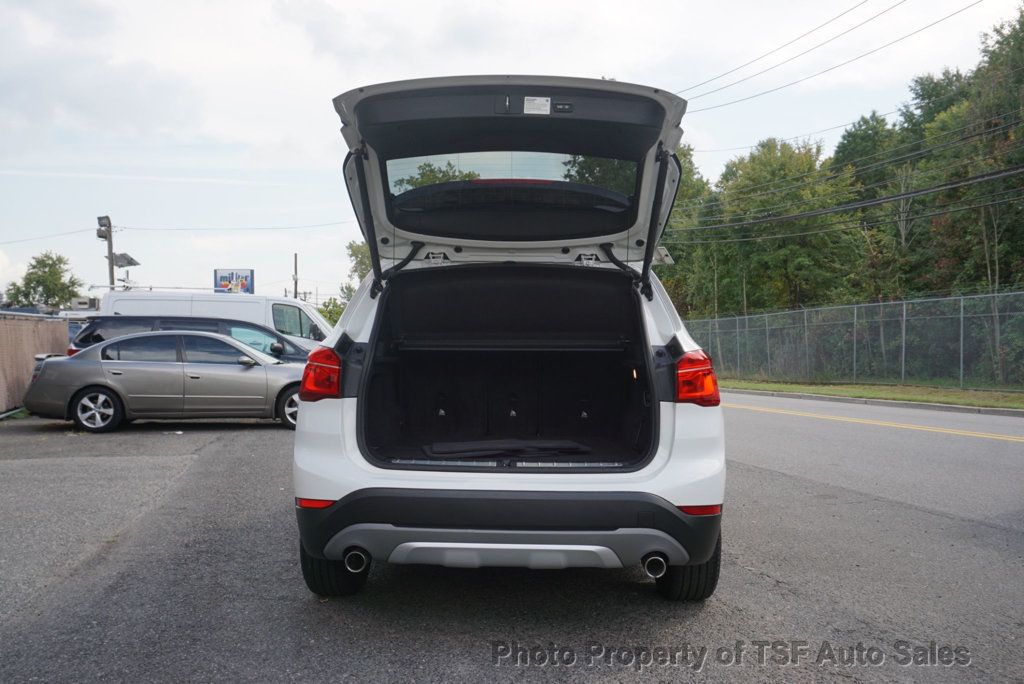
[100, 291, 331, 348]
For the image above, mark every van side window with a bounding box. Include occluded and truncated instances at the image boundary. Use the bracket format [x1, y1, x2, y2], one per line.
[272, 304, 316, 340]
[77, 319, 152, 345]
[227, 324, 280, 355]
[157, 318, 219, 333]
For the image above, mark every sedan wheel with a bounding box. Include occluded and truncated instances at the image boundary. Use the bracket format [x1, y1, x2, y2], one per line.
[71, 388, 123, 433]
[278, 387, 299, 429]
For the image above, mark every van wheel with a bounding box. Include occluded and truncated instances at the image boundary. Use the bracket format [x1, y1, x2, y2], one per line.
[656, 536, 721, 601]
[277, 386, 299, 429]
[300, 543, 368, 597]
[70, 388, 124, 433]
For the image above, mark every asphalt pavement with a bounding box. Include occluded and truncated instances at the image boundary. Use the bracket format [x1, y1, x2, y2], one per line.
[0, 393, 1021, 682]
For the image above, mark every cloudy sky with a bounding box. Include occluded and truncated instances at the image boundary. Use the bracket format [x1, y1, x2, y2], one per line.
[1, 0, 1019, 303]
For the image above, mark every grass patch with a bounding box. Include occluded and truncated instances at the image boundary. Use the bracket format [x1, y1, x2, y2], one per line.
[719, 379, 1024, 410]
[0, 408, 29, 421]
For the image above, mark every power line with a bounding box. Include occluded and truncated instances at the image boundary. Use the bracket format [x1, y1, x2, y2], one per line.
[668, 164, 1024, 233]
[675, 109, 1023, 213]
[688, 0, 908, 101]
[693, 110, 901, 153]
[668, 184, 1021, 241]
[675, 0, 869, 93]
[122, 219, 357, 232]
[662, 189, 1024, 245]
[691, 62, 1024, 153]
[678, 139, 1024, 225]
[0, 228, 95, 246]
[688, 1, 985, 114]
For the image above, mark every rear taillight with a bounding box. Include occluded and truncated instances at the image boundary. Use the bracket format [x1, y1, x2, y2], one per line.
[295, 498, 336, 509]
[66, 347, 78, 356]
[678, 504, 722, 516]
[675, 350, 720, 406]
[299, 346, 341, 401]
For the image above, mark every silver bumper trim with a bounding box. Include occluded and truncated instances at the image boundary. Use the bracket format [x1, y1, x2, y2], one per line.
[322, 524, 689, 568]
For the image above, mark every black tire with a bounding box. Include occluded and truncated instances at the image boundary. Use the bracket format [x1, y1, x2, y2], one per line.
[277, 386, 299, 430]
[656, 536, 721, 601]
[299, 543, 369, 597]
[70, 387, 124, 433]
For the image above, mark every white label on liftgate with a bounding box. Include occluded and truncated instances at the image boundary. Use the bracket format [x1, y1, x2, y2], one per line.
[523, 96, 551, 115]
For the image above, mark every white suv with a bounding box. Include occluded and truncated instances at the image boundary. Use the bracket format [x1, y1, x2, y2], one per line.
[293, 76, 725, 601]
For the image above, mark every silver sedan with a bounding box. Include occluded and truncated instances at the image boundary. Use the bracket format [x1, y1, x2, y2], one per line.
[23, 331, 305, 432]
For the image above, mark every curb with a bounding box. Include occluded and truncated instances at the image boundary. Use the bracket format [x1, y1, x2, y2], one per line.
[721, 388, 1024, 418]
[0, 407, 26, 421]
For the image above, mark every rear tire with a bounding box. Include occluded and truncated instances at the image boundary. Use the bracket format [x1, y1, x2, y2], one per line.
[277, 386, 299, 430]
[299, 543, 368, 597]
[70, 387, 124, 433]
[656, 536, 721, 601]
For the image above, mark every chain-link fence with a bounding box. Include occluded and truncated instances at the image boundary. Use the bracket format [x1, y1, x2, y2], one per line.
[685, 292, 1024, 390]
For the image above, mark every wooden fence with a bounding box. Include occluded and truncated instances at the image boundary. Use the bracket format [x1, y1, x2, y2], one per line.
[0, 314, 69, 413]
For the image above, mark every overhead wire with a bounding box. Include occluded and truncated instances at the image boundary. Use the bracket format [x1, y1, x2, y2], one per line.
[666, 163, 1024, 233]
[675, 0, 870, 93]
[662, 188, 1024, 244]
[687, 0, 909, 101]
[686, 1, 985, 114]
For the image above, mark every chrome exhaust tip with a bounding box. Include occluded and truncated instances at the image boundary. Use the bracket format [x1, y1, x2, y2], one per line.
[642, 553, 668, 579]
[343, 547, 369, 573]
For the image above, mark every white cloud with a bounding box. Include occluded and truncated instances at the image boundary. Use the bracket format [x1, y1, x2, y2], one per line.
[0, 0, 1020, 292]
[0, 248, 27, 291]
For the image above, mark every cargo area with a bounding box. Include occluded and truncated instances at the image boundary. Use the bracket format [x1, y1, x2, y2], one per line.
[358, 264, 658, 470]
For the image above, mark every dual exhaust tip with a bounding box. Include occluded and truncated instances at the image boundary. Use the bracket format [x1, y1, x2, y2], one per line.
[642, 553, 668, 579]
[343, 547, 370, 574]
[345, 546, 667, 578]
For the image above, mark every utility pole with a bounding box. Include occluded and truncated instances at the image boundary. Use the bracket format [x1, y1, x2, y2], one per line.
[293, 253, 298, 299]
[97, 216, 115, 290]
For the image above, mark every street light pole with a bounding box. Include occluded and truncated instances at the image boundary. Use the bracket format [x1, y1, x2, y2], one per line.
[97, 216, 115, 290]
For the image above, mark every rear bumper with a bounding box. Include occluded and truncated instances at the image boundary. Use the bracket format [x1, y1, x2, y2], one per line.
[22, 386, 67, 419]
[296, 488, 721, 568]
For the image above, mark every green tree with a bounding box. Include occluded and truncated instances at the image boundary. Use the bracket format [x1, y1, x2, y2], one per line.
[897, 68, 970, 147]
[393, 161, 479, 192]
[317, 296, 345, 326]
[562, 155, 637, 195]
[832, 111, 896, 198]
[654, 145, 711, 310]
[667, 139, 859, 316]
[317, 240, 374, 323]
[345, 240, 372, 282]
[4, 251, 83, 308]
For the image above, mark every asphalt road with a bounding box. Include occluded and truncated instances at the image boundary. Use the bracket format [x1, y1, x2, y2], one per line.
[1, 393, 1021, 682]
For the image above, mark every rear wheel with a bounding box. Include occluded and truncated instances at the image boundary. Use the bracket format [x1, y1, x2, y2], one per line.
[277, 386, 299, 429]
[299, 543, 369, 597]
[656, 536, 721, 601]
[70, 387, 124, 433]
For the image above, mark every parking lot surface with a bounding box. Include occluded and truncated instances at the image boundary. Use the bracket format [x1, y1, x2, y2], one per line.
[1, 393, 1022, 681]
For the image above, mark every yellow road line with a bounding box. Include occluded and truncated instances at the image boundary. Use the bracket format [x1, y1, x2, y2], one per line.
[722, 403, 1024, 443]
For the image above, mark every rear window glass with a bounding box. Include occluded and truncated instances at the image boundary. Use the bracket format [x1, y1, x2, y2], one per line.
[385, 152, 637, 197]
[101, 335, 178, 362]
[77, 319, 153, 346]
